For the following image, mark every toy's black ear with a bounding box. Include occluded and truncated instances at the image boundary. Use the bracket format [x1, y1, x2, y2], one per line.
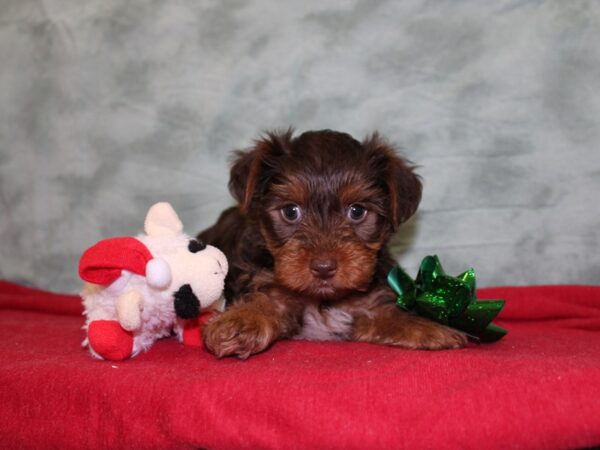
[363, 133, 422, 230]
[228, 129, 294, 214]
[173, 284, 199, 319]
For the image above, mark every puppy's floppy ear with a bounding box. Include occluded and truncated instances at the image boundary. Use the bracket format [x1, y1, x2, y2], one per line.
[229, 129, 293, 214]
[363, 133, 422, 230]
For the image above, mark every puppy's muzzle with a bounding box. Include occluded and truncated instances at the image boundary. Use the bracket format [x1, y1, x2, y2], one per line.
[310, 258, 338, 280]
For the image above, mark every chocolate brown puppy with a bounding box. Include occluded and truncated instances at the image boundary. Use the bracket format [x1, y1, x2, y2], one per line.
[199, 129, 466, 358]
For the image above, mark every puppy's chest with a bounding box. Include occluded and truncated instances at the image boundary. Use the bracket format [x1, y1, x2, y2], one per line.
[294, 304, 354, 341]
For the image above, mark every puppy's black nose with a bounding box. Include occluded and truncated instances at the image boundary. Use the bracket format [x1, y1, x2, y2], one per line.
[310, 258, 338, 279]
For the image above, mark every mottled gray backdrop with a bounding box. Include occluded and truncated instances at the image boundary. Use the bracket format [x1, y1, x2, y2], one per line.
[1, 0, 599, 293]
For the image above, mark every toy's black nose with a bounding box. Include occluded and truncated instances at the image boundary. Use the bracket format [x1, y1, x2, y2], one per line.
[310, 258, 337, 280]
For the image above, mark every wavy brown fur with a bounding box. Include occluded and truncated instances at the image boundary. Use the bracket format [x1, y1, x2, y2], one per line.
[199, 129, 466, 358]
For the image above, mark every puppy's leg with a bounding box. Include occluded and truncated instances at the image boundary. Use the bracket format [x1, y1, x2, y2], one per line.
[203, 290, 304, 359]
[351, 303, 468, 350]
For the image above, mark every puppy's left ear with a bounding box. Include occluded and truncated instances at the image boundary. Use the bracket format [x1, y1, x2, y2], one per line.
[363, 133, 423, 230]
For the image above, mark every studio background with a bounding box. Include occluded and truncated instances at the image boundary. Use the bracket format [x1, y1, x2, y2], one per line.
[1, 0, 599, 293]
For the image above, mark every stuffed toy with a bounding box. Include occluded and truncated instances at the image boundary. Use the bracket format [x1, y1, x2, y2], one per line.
[79, 202, 228, 361]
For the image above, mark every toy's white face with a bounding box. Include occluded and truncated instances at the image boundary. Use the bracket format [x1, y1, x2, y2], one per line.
[141, 202, 228, 309]
[164, 239, 228, 309]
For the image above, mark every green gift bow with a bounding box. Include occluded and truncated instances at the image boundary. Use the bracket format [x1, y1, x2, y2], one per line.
[387, 255, 507, 342]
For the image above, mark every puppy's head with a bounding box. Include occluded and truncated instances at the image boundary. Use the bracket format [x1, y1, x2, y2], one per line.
[230, 129, 422, 300]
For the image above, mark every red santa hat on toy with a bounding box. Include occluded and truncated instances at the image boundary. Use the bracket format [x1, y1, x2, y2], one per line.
[79, 236, 171, 289]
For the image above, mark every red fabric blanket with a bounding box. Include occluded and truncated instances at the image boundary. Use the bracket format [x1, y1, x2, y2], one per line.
[1, 280, 599, 450]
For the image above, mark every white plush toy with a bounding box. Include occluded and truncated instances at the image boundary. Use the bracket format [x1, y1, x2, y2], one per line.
[79, 202, 228, 361]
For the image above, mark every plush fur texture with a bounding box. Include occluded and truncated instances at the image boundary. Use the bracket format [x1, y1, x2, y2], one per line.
[199, 129, 467, 359]
[81, 203, 228, 360]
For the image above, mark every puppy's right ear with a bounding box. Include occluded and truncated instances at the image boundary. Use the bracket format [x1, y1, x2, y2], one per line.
[229, 129, 292, 214]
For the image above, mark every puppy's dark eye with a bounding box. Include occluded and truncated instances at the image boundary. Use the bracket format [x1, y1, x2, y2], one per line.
[347, 204, 368, 223]
[280, 204, 302, 224]
[188, 239, 206, 253]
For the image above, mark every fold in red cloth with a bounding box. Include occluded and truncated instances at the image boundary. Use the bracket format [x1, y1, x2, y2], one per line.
[1, 280, 599, 449]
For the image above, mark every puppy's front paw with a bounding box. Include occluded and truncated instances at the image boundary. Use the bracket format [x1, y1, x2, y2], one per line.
[203, 309, 277, 359]
[404, 320, 468, 350]
[353, 308, 468, 350]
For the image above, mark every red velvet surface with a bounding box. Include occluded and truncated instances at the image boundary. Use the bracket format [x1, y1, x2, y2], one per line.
[1, 280, 599, 449]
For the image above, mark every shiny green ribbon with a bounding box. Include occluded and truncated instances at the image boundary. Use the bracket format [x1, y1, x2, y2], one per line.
[388, 255, 507, 342]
